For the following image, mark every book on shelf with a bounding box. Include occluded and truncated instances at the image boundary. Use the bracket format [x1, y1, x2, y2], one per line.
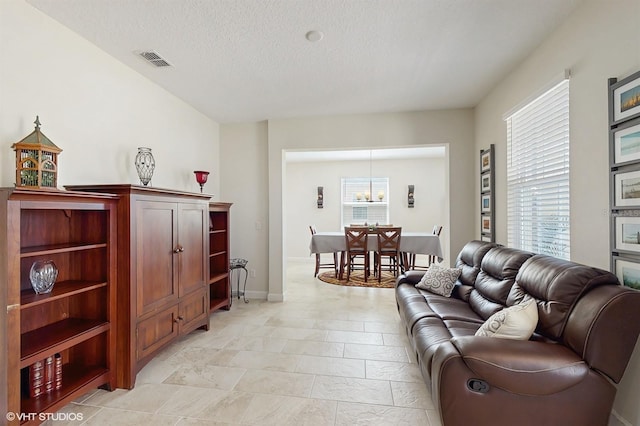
[21, 354, 63, 398]
[44, 355, 54, 393]
[22, 359, 44, 398]
[54, 353, 62, 390]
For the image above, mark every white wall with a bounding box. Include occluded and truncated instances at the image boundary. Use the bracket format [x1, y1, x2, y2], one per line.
[285, 156, 447, 259]
[264, 110, 474, 301]
[0, 0, 219, 192]
[219, 122, 270, 300]
[474, 0, 640, 423]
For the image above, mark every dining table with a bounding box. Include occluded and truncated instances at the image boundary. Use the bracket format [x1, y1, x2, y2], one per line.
[309, 231, 444, 278]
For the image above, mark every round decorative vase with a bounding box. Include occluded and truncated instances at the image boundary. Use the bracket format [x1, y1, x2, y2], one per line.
[29, 260, 58, 294]
[134, 147, 155, 186]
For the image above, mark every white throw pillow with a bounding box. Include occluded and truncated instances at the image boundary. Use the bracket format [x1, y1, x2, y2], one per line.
[415, 264, 461, 297]
[475, 298, 538, 340]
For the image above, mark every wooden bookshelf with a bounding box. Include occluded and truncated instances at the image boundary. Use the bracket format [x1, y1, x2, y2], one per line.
[209, 202, 232, 311]
[0, 188, 117, 425]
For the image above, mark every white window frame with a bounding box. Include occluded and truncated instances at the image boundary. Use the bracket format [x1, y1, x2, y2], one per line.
[341, 177, 389, 228]
[505, 75, 570, 260]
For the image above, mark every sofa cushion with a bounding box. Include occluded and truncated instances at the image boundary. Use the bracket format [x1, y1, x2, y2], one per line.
[469, 246, 534, 319]
[413, 316, 457, 383]
[475, 298, 538, 340]
[426, 297, 485, 324]
[454, 241, 497, 295]
[444, 319, 483, 338]
[416, 265, 461, 297]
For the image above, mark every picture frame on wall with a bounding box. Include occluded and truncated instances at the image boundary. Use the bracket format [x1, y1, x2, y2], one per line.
[481, 215, 492, 234]
[481, 171, 492, 193]
[613, 255, 640, 290]
[613, 168, 640, 208]
[614, 216, 640, 254]
[612, 118, 640, 166]
[481, 234, 492, 243]
[481, 193, 491, 213]
[481, 148, 492, 173]
[612, 70, 640, 125]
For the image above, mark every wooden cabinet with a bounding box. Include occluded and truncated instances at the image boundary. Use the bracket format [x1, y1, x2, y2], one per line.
[0, 188, 117, 425]
[208, 202, 232, 312]
[66, 185, 210, 389]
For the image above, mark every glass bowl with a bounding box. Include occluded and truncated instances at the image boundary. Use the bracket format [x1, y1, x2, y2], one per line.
[29, 260, 58, 294]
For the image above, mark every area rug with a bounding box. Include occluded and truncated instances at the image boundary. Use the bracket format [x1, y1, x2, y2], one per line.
[317, 270, 396, 288]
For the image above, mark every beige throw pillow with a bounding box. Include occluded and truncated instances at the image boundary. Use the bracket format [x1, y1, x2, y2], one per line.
[475, 298, 538, 340]
[415, 264, 461, 297]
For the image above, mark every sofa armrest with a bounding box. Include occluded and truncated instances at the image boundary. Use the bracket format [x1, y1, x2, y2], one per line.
[395, 270, 425, 286]
[447, 336, 589, 395]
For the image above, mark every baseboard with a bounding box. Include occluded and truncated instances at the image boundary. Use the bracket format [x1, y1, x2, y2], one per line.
[267, 292, 284, 302]
[610, 409, 632, 426]
[247, 290, 268, 300]
[230, 290, 268, 301]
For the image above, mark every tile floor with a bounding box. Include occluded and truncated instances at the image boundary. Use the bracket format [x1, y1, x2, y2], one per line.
[47, 259, 441, 425]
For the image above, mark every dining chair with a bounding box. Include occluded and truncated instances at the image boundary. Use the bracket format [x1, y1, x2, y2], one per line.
[374, 226, 402, 282]
[309, 225, 338, 278]
[343, 226, 370, 282]
[405, 225, 442, 271]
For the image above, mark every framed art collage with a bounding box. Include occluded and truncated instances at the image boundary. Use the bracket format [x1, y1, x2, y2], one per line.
[480, 144, 495, 242]
[609, 69, 640, 289]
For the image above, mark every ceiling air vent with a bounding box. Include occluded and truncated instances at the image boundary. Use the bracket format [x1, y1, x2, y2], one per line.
[137, 50, 172, 67]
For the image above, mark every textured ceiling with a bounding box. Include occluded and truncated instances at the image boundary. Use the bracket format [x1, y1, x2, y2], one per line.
[26, 0, 582, 123]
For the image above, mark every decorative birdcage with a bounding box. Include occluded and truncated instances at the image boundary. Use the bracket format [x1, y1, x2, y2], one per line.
[12, 116, 62, 189]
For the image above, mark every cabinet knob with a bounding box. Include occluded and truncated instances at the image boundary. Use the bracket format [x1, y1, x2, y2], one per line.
[174, 316, 184, 323]
[174, 246, 185, 253]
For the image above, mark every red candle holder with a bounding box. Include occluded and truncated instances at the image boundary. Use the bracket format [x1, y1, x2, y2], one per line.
[193, 170, 210, 193]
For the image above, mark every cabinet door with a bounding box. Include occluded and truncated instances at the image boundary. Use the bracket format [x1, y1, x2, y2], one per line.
[136, 304, 180, 361]
[136, 201, 179, 316]
[178, 203, 207, 297]
[179, 289, 208, 335]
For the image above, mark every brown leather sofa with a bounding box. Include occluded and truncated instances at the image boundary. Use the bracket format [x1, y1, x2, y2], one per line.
[395, 240, 640, 426]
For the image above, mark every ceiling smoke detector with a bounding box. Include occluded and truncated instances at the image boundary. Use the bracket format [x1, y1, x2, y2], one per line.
[305, 30, 323, 42]
[137, 50, 172, 67]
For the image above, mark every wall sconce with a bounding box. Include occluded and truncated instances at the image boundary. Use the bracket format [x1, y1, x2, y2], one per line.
[408, 185, 415, 208]
[194, 170, 210, 193]
[317, 186, 324, 208]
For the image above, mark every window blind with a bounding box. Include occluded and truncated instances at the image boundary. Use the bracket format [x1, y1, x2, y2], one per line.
[506, 79, 570, 260]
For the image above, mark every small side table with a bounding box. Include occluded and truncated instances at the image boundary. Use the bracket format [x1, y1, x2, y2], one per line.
[229, 258, 249, 305]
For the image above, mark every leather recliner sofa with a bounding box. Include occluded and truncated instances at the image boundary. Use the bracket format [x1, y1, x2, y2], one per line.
[395, 240, 640, 426]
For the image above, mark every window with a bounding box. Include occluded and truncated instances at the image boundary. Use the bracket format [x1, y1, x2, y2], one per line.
[506, 78, 570, 259]
[341, 177, 389, 227]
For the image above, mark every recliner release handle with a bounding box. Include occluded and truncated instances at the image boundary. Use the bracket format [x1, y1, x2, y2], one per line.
[467, 379, 490, 393]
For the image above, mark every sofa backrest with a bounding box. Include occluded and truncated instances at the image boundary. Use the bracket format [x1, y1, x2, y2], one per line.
[469, 246, 534, 319]
[508, 254, 619, 341]
[453, 240, 496, 300]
